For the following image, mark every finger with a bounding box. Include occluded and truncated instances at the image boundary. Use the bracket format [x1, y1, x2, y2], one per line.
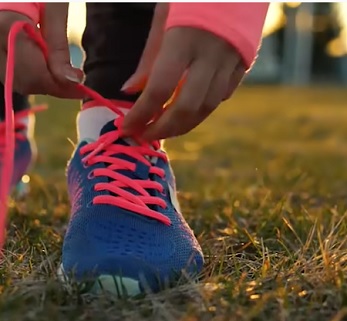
[45, 84, 85, 99]
[0, 42, 83, 98]
[223, 62, 246, 101]
[0, 10, 82, 98]
[141, 60, 216, 140]
[122, 34, 191, 135]
[42, 3, 83, 84]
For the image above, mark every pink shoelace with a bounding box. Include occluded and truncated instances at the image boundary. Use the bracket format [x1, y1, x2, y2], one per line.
[0, 106, 45, 153]
[0, 21, 171, 253]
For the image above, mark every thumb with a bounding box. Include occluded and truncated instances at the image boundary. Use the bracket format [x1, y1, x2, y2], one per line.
[41, 3, 83, 84]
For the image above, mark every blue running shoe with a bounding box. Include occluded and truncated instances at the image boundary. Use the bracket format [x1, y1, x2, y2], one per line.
[0, 109, 37, 196]
[59, 106, 204, 296]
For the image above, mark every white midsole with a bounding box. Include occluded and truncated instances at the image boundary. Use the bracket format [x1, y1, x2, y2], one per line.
[57, 264, 141, 297]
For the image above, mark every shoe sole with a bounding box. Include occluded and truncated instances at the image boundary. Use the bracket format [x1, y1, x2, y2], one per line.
[57, 264, 142, 297]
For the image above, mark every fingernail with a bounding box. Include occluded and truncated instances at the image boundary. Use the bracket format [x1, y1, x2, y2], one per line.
[65, 75, 81, 83]
[64, 67, 82, 83]
[121, 76, 145, 93]
[121, 82, 137, 93]
[121, 76, 134, 90]
[121, 83, 130, 92]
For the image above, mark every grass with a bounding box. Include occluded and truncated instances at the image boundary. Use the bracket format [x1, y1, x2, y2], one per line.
[1, 86, 347, 320]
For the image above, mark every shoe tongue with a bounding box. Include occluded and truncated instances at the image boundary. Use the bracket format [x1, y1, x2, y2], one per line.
[99, 117, 140, 150]
[99, 119, 118, 136]
[77, 106, 127, 142]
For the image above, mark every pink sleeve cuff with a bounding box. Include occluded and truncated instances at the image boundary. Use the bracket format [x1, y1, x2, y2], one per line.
[166, 3, 269, 70]
[0, 3, 42, 24]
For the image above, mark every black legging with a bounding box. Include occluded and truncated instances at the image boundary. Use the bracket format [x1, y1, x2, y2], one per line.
[0, 3, 155, 119]
[83, 3, 155, 102]
[0, 89, 29, 119]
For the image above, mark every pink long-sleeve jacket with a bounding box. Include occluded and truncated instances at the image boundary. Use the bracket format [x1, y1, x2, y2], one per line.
[0, 3, 269, 70]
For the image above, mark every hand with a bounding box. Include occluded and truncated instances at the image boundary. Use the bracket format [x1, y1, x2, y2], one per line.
[121, 3, 246, 141]
[0, 4, 84, 98]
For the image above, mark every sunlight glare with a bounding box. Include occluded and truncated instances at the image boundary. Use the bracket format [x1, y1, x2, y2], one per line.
[328, 3, 347, 57]
[21, 175, 30, 184]
[67, 3, 86, 44]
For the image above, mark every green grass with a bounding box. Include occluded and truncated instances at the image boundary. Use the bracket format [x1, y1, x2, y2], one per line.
[2, 86, 347, 321]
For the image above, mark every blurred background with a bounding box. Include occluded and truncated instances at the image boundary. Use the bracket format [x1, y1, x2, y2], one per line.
[67, 2, 347, 85]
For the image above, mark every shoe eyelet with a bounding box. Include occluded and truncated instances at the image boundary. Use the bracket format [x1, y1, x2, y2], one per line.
[83, 162, 88, 169]
[87, 171, 95, 180]
[87, 201, 93, 208]
[161, 189, 167, 196]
